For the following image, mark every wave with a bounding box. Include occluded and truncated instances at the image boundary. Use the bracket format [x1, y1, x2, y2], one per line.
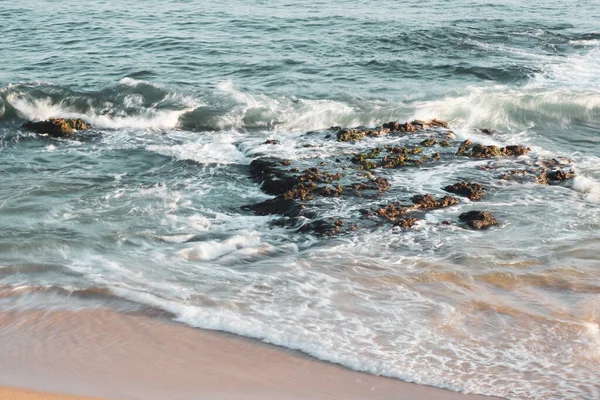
[0, 80, 198, 131]
[1, 45, 598, 134]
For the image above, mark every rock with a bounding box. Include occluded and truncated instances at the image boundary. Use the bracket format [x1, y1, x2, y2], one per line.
[351, 148, 382, 164]
[480, 128, 495, 135]
[502, 145, 530, 156]
[241, 198, 303, 218]
[260, 177, 299, 195]
[382, 121, 416, 133]
[398, 122, 416, 132]
[394, 217, 419, 229]
[420, 138, 437, 147]
[297, 167, 341, 183]
[439, 140, 451, 147]
[249, 158, 283, 182]
[411, 194, 459, 209]
[282, 182, 318, 200]
[352, 177, 390, 195]
[376, 203, 409, 221]
[428, 119, 449, 128]
[337, 129, 365, 142]
[444, 182, 485, 201]
[382, 121, 400, 131]
[264, 139, 280, 145]
[23, 118, 89, 137]
[441, 220, 452, 225]
[468, 144, 503, 158]
[456, 140, 473, 156]
[459, 211, 499, 230]
[320, 185, 344, 197]
[298, 219, 341, 237]
[547, 170, 574, 182]
[456, 141, 530, 158]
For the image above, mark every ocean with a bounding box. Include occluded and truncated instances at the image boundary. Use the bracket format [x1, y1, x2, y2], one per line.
[1, 0, 599, 398]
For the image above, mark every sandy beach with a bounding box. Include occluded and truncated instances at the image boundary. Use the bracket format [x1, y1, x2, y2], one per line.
[0, 387, 103, 400]
[0, 308, 499, 400]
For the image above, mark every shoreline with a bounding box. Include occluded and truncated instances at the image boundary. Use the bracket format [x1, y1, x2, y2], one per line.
[0, 308, 500, 400]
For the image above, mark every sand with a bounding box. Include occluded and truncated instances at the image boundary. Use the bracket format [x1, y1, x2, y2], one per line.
[0, 387, 104, 400]
[0, 308, 500, 400]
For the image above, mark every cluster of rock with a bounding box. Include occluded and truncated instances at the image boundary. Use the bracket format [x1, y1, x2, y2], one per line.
[22, 117, 575, 238]
[239, 119, 545, 236]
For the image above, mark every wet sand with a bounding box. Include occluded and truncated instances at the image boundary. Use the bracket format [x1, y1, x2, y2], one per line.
[0, 309, 500, 400]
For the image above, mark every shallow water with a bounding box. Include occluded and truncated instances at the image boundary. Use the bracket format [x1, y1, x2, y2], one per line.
[1, 1, 600, 399]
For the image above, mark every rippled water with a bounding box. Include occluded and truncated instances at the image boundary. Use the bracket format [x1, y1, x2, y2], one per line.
[1, 1, 600, 399]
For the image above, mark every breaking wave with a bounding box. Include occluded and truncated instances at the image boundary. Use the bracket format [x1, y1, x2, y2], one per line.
[1, 46, 598, 135]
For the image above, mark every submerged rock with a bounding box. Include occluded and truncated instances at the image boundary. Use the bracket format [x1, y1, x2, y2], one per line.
[459, 211, 499, 230]
[444, 182, 485, 201]
[241, 198, 303, 218]
[23, 118, 89, 137]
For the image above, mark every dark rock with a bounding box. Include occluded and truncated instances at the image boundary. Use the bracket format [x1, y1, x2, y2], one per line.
[444, 182, 485, 201]
[282, 182, 318, 200]
[297, 167, 341, 183]
[23, 118, 89, 137]
[421, 138, 437, 147]
[480, 128, 495, 135]
[382, 121, 400, 131]
[502, 145, 530, 156]
[394, 217, 419, 229]
[298, 219, 341, 237]
[468, 144, 503, 158]
[441, 220, 452, 225]
[320, 185, 344, 197]
[241, 198, 303, 218]
[264, 139, 280, 145]
[260, 177, 299, 196]
[459, 211, 499, 230]
[428, 119, 449, 128]
[439, 140, 451, 147]
[351, 148, 382, 164]
[547, 170, 574, 182]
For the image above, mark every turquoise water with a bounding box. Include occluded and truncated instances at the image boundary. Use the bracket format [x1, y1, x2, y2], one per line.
[1, 1, 600, 398]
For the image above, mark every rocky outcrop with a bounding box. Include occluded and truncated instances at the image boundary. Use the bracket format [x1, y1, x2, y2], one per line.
[23, 118, 89, 137]
[459, 211, 499, 230]
[241, 118, 548, 237]
[444, 182, 485, 201]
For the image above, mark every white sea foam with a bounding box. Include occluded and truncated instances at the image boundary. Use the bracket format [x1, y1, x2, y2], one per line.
[6, 88, 198, 130]
[146, 131, 248, 165]
[178, 232, 262, 261]
[572, 175, 600, 203]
